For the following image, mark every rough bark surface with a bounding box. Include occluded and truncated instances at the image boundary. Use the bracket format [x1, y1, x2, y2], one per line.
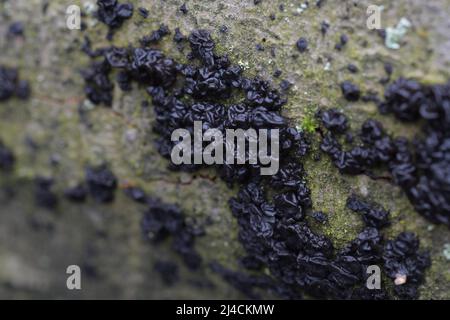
[0, 0, 449, 299]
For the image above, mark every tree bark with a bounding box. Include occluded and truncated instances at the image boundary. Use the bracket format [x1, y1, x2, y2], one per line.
[0, 0, 449, 299]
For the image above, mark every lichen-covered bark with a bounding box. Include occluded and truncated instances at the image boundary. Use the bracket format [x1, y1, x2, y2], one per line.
[0, 0, 449, 299]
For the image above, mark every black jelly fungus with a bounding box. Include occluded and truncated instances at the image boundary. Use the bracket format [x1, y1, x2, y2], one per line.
[140, 24, 170, 45]
[180, 3, 188, 14]
[173, 28, 186, 43]
[335, 34, 348, 50]
[312, 211, 328, 224]
[142, 197, 203, 270]
[0, 140, 15, 171]
[347, 64, 358, 73]
[0, 66, 31, 101]
[320, 21, 330, 35]
[154, 260, 179, 285]
[124, 186, 147, 203]
[383, 232, 430, 299]
[346, 195, 390, 229]
[81, 28, 432, 299]
[219, 25, 228, 33]
[340, 80, 360, 101]
[273, 69, 282, 78]
[95, 0, 133, 38]
[85, 165, 117, 203]
[35, 177, 58, 209]
[137, 7, 149, 18]
[64, 184, 88, 203]
[7, 22, 25, 37]
[319, 108, 348, 134]
[296, 37, 308, 53]
[321, 77, 450, 227]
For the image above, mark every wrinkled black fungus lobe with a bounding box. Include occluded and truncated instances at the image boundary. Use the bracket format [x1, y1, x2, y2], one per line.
[96, 0, 133, 34]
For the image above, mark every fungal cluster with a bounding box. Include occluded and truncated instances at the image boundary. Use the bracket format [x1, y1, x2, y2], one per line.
[320, 78, 450, 227]
[81, 25, 431, 299]
[95, 0, 134, 39]
[31, 166, 118, 209]
[123, 185, 204, 278]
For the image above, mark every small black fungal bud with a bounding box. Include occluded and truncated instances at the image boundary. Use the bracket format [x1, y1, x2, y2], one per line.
[7, 22, 25, 38]
[312, 211, 328, 224]
[320, 108, 348, 134]
[124, 186, 147, 203]
[173, 28, 186, 43]
[180, 3, 188, 14]
[280, 80, 292, 91]
[85, 165, 118, 203]
[335, 34, 348, 50]
[35, 177, 58, 209]
[64, 184, 88, 203]
[140, 24, 170, 45]
[273, 69, 282, 78]
[340, 81, 360, 101]
[384, 62, 393, 75]
[320, 21, 329, 35]
[138, 7, 149, 18]
[154, 260, 179, 285]
[0, 140, 15, 171]
[296, 37, 308, 53]
[0, 66, 31, 101]
[219, 25, 228, 33]
[347, 64, 358, 73]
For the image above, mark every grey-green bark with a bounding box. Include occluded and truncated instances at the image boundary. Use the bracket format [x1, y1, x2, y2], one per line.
[0, 0, 449, 299]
